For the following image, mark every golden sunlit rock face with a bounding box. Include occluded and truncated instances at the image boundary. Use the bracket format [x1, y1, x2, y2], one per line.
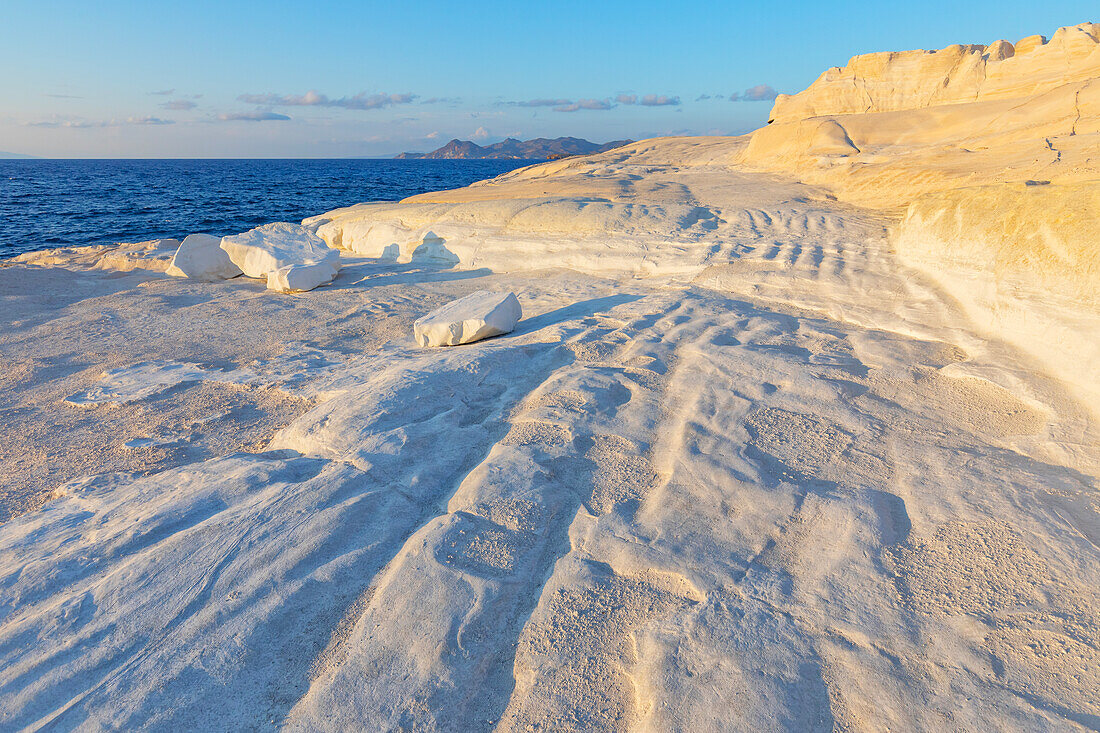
[742, 23, 1100, 206]
[770, 23, 1100, 120]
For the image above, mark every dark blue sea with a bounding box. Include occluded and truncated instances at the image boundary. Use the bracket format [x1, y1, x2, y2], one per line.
[0, 159, 537, 258]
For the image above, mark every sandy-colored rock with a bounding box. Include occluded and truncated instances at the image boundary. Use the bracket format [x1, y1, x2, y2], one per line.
[896, 181, 1100, 296]
[741, 23, 1100, 207]
[92, 239, 180, 273]
[768, 23, 1100, 122]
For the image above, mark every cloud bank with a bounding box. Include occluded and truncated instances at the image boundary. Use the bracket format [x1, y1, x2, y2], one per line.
[512, 98, 573, 108]
[217, 111, 291, 122]
[237, 90, 417, 110]
[618, 94, 680, 107]
[26, 116, 175, 128]
[513, 93, 681, 112]
[555, 98, 613, 112]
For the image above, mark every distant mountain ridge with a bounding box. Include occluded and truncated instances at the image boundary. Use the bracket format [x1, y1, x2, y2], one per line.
[0, 151, 38, 159]
[396, 136, 632, 160]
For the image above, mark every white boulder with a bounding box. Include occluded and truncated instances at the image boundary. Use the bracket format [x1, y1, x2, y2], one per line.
[266, 260, 340, 293]
[219, 222, 340, 279]
[165, 234, 243, 281]
[413, 291, 522, 347]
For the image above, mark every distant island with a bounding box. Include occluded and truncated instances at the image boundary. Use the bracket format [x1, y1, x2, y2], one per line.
[395, 136, 633, 160]
[0, 151, 37, 159]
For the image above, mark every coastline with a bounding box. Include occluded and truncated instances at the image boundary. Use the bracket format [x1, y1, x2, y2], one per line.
[2, 23, 1098, 730]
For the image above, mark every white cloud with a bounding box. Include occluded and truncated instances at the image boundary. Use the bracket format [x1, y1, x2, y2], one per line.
[471, 126, 490, 140]
[554, 98, 613, 112]
[734, 84, 779, 102]
[513, 98, 573, 108]
[549, 93, 679, 109]
[161, 100, 197, 111]
[638, 94, 680, 106]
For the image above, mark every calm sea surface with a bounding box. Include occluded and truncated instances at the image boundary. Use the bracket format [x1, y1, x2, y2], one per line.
[0, 159, 537, 258]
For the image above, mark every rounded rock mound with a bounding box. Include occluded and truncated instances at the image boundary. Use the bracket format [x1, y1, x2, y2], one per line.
[220, 222, 340, 280]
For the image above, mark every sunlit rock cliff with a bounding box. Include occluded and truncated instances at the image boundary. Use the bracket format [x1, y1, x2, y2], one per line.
[742, 22, 1100, 205]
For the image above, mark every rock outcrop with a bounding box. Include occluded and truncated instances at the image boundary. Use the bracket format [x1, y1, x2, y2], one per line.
[219, 222, 340, 290]
[165, 234, 243, 281]
[742, 22, 1100, 207]
[894, 181, 1100, 407]
[91, 239, 179, 273]
[768, 23, 1100, 122]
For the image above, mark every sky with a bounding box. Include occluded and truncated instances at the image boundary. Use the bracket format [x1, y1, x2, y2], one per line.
[1, 0, 1095, 158]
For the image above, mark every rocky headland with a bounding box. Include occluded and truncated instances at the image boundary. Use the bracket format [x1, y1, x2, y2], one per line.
[1, 23, 1098, 732]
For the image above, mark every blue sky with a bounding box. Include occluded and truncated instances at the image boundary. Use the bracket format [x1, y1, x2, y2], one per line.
[1, 0, 1095, 157]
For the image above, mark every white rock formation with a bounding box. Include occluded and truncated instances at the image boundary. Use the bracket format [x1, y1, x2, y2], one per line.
[219, 222, 340, 279]
[767, 23, 1100, 123]
[165, 234, 243, 281]
[3, 23, 1100, 733]
[92, 239, 180, 273]
[266, 260, 340, 293]
[895, 181, 1100, 409]
[413, 290, 522, 346]
[741, 22, 1100, 206]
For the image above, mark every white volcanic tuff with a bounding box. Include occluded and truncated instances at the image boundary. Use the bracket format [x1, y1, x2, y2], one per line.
[2, 23, 1100, 733]
[739, 23, 1100, 207]
[165, 234, 242, 281]
[302, 163, 805, 278]
[768, 22, 1100, 122]
[219, 222, 340, 284]
[91, 239, 180, 273]
[64, 361, 254, 407]
[895, 182, 1100, 412]
[413, 291, 522, 347]
[4, 234, 1097, 729]
[266, 260, 341, 294]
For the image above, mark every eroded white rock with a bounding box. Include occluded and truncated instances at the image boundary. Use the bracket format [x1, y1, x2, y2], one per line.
[220, 222, 339, 279]
[413, 291, 522, 347]
[165, 234, 243, 281]
[93, 239, 180, 273]
[266, 260, 339, 293]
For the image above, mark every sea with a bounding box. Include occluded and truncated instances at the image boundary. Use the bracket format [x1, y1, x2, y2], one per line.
[0, 159, 538, 259]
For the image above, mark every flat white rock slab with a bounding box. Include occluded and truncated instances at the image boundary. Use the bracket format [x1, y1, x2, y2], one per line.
[220, 222, 339, 279]
[414, 291, 522, 347]
[166, 234, 243, 281]
[266, 260, 339, 293]
[64, 361, 254, 407]
[93, 239, 180, 273]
